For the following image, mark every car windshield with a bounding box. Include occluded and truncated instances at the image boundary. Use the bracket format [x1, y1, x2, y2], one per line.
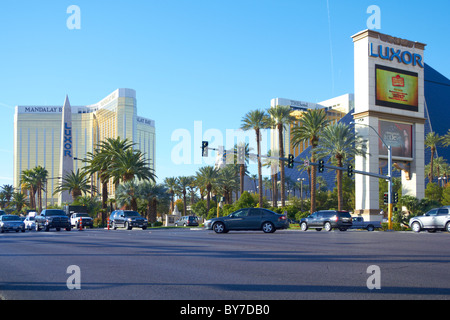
[124, 211, 140, 217]
[338, 211, 351, 218]
[45, 210, 66, 216]
[77, 213, 90, 217]
[3, 215, 21, 221]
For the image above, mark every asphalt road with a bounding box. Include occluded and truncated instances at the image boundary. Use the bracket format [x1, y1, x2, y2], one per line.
[1, 227, 449, 301]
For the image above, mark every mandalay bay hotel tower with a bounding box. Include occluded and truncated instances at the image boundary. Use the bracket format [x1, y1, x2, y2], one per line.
[13, 88, 156, 206]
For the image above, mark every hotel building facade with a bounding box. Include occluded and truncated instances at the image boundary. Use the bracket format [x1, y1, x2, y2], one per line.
[13, 88, 156, 206]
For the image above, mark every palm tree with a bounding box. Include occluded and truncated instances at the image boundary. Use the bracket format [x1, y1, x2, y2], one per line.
[263, 150, 279, 207]
[425, 132, 443, 182]
[108, 148, 156, 184]
[316, 123, 367, 210]
[241, 109, 271, 207]
[0, 185, 14, 208]
[83, 137, 135, 216]
[54, 169, 94, 200]
[20, 169, 37, 210]
[33, 166, 48, 213]
[195, 166, 219, 212]
[115, 180, 139, 211]
[10, 192, 28, 213]
[233, 142, 251, 197]
[268, 105, 296, 207]
[442, 129, 450, 147]
[164, 177, 178, 213]
[138, 181, 168, 223]
[176, 176, 193, 215]
[291, 108, 329, 213]
[217, 166, 239, 204]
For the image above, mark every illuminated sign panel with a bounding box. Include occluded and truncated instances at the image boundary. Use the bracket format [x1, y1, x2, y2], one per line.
[378, 120, 413, 159]
[375, 64, 419, 112]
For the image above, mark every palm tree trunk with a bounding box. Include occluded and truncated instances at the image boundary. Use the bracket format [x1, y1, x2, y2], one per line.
[310, 152, 317, 214]
[430, 147, 435, 182]
[206, 186, 211, 212]
[272, 168, 278, 207]
[183, 190, 187, 215]
[256, 128, 263, 207]
[336, 156, 343, 211]
[278, 124, 286, 207]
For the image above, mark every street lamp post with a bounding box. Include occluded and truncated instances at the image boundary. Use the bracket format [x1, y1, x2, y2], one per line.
[350, 121, 393, 230]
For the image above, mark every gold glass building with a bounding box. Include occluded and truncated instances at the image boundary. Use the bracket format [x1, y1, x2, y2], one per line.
[13, 88, 156, 205]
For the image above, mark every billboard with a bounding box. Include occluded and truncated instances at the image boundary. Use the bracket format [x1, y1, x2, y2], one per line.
[378, 120, 413, 159]
[375, 64, 419, 112]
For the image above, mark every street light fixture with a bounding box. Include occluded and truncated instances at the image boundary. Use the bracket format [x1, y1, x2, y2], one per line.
[350, 121, 393, 230]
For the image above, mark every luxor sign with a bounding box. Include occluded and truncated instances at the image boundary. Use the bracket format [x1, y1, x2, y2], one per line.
[369, 43, 424, 68]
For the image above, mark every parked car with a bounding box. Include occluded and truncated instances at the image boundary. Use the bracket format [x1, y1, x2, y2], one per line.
[175, 216, 199, 227]
[70, 213, 94, 228]
[205, 208, 289, 234]
[350, 217, 382, 231]
[23, 215, 36, 230]
[35, 209, 71, 231]
[409, 206, 450, 233]
[300, 210, 353, 231]
[109, 210, 148, 230]
[0, 215, 26, 233]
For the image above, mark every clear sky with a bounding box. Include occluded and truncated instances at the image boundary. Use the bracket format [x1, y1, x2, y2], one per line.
[0, 0, 449, 187]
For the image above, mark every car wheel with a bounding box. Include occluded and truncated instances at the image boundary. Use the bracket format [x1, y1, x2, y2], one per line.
[35, 224, 40, 232]
[300, 222, 308, 231]
[262, 222, 275, 233]
[324, 222, 332, 232]
[412, 222, 421, 233]
[445, 222, 450, 233]
[112, 222, 117, 230]
[125, 222, 132, 230]
[213, 222, 226, 234]
[367, 225, 374, 232]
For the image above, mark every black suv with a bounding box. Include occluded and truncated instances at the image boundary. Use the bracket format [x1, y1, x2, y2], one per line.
[109, 210, 148, 230]
[35, 209, 71, 232]
[300, 210, 352, 231]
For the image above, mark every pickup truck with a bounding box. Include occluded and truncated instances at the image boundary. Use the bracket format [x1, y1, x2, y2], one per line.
[70, 213, 94, 229]
[35, 209, 71, 231]
[350, 217, 382, 231]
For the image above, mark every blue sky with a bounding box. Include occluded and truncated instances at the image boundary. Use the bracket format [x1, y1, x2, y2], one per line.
[0, 0, 449, 187]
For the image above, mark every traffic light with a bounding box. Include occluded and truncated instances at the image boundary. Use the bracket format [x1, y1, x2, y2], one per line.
[288, 154, 294, 169]
[393, 192, 399, 204]
[318, 160, 325, 173]
[202, 141, 209, 157]
[347, 165, 353, 177]
[383, 192, 389, 204]
[237, 146, 245, 164]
